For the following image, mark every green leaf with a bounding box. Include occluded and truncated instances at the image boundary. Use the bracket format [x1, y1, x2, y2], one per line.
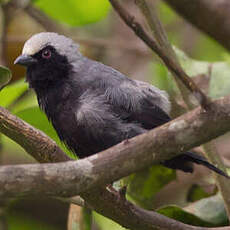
[34, 0, 111, 26]
[174, 47, 230, 99]
[157, 205, 215, 227]
[158, 1, 177, 25]
[81, 208, 92, 230]
[0, 65, 12, 90]
[15, 106, 75, 158]
[0, 79, 28, 108]
[150, 62, 176, 93]
[126, 165, 176, 209]
[187, 184, 217, 202]
[174, 47, 210, 77]
[185, 194, 228, 226]
[208, 62, 230, 99]
[93, 212, 126, 230]
[8, 213, 58, 230]
[11, 91, 38, 113]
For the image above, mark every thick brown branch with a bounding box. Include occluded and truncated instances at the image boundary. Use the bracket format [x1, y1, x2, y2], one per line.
[82, 188, 230, 230]
[0, 108, 225, 230]
[0, 95, 230, 230]
[1, 95, 230, 198]
[108, 0, 211, 109]
[163, 0, 230, 52]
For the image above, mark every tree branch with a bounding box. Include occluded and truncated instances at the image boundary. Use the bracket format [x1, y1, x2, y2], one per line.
[108, 0, 211, 110]
[81, 188, 230, 230]
[24, 3, 70, 35]
[1, 95, 230, 198]
[134, 0, 195, 110]
[163, 0, 230, 52]
[0, 95, 230, 229]
[2, 106, 230, 230]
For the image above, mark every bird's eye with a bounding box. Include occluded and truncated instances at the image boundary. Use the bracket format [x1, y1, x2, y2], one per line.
[42, 49, 52, 59]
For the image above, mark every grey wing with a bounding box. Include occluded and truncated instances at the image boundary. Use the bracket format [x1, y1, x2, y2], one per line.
[105, 78, 172, 130]
[74, 59, 172, 129]
[134, 80, 171, 114]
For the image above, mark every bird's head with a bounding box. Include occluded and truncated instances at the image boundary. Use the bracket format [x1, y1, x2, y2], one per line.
[14, 32, 82, 89]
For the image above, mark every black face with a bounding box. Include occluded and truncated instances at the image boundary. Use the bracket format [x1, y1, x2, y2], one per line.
[26, 45, 72, 90]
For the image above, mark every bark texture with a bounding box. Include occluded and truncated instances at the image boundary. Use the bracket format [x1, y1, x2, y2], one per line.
[164, 0, 230, 51]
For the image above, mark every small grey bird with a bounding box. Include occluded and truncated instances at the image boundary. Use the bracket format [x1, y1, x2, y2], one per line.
[14, 32, 228, 177]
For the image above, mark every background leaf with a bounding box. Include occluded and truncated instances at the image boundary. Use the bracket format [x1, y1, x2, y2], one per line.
[174, 48, 230, 99]
[93, 212, 126, 230]
[34, 0, 111, 26]
[208, 62, 230, 99]
[185, 194, 228, 226]
[186, 184, 217, 202]
[157, 205, 215, 227]
[0, 65, 11, 90]
[7, 213, 58, 230]
[0, 79, 28, 108]
[126, 165, 176, 209]
[16, 107, 75, 158]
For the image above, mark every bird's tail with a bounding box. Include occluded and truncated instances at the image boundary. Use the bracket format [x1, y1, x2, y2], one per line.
[162, 151, 230, 178]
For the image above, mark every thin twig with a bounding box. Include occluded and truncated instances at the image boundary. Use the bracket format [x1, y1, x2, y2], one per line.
[0, 6, 7, 66]
[135, 0, 194, 109]
[58, 196, 86, 208]
[135, 0, 175, 58]
[109, 0, 211, 110]
[24, 3, 70, 35]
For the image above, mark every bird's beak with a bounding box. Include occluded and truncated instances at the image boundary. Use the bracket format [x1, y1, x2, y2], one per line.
[14, 54, 37, 66]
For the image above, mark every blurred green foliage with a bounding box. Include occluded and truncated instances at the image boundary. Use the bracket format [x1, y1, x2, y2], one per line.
[7, 213, 59, 230]
[93, 212, 125, 230]
[16, 106, 75, 158]
[158, 2, 227, 62]
[33, 0, 111, 26]
[185, 194, 229, 226]
[157, 205, 223, 227]
[0, 65, 11, 90]
[187, 184, 216, 203]
[0, 79, 27, 107]
[126, 165, 176, 209]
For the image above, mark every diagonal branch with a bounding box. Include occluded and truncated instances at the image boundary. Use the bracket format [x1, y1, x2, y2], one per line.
[1, 95, 230, 199]
[0, 97, 230, 229]
[135, 0, 194, 110]
[81, 188, 230, 230]
[108, 0, 211, 110]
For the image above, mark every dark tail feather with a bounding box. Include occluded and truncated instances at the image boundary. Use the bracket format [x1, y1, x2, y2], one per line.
[162, 151, 230, 179]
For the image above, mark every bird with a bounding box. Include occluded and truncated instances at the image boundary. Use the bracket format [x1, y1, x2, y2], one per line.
[14, 32, 228, 178]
